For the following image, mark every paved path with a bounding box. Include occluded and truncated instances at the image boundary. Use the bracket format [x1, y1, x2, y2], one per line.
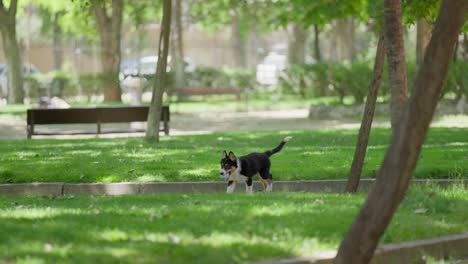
[1, 108, 466, 139]
[0, 109, 391, 139]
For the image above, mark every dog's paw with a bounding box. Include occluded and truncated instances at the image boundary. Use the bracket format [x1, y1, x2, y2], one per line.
[283, 136, 293, 142]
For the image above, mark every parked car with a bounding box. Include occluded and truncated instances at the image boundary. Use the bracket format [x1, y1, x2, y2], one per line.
[0, 63, 41, 98]
[120, 56, 196, 78]
[256, 52, 287, 86]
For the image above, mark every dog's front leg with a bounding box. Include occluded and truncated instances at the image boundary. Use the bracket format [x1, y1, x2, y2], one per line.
[245, 177, 253, 194]
[226, 180, 236, 193]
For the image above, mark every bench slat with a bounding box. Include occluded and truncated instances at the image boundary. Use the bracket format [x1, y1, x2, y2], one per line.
[27, 106, 169, 125]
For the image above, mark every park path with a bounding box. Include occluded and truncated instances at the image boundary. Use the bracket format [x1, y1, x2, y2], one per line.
[1, 107, 465, 140]
[0, 108, 391, 140]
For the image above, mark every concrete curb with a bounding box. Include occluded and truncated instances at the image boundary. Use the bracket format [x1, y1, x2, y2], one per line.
[0, 183, 64, 196]
[0, 179, 466, 196]
[254, 233, 468, 264]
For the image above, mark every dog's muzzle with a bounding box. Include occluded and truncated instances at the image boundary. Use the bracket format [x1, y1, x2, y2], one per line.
[220, 170, 230, 181]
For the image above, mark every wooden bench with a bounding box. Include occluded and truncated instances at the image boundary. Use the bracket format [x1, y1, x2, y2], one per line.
[168, 87, 242, 100]
[26, 105, 170, 139]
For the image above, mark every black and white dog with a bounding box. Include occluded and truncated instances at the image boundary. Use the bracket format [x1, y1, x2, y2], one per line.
[220, 136, 292, 193]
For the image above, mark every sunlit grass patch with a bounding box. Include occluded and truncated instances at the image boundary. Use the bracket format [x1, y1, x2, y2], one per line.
[0, 128, 466, 183]
[0, 186, 466, 263]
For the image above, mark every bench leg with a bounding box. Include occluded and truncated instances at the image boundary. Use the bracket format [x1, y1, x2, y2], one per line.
[164, 121, 169, 135]
[27, 125, 33, 139]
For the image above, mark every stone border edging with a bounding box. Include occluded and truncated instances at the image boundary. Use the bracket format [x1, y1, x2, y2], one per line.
[0, 179, 466, 196]
[253, 233, 468, 264]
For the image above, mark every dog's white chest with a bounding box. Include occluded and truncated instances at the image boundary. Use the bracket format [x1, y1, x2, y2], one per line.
[229, 172, 247, 183]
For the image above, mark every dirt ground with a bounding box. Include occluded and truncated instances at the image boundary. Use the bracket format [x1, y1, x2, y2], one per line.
[0, 109, 390, 140]
[1, 108, 465, 140]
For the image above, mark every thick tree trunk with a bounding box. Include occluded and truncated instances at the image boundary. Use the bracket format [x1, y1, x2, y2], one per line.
[288, 22, 307, 65]
[52, 12, 63, 70]
[171, 0, 185, 90]
[231, 13, 247, 67]
[345, 33, 385, 193]
[334, 1, 467, 263]
[416, 19, 431, 67]
[93, 0, 123, 102]
[313, 24, 321, 62]
[146, 0, 171, 142]
[383, 0, 408, 132]
[0, 15, 23, 103]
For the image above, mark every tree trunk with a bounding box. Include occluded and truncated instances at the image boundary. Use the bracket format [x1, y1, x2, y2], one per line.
[231, 13, 247, 67]
[348, 17, 356, 61]
[345, 33, 385, 193]
[334, 1, 467, 263]
[383, 0, 408, 132]
[0, 13, 23, 104]
[146, 0, 171, 142]
[52, 12, 63, 71]
[92, 0, 123, 102]
[288, 22, 307, 65]
[416, 19, 431, 67]
[171, 0, 185, 90]
[313, 24, 321, 62]
[462, 33, 468, 59]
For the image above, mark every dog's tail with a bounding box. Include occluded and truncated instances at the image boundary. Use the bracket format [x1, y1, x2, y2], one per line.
[265, 136, 292, 157]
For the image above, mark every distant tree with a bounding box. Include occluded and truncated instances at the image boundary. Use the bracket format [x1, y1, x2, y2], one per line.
[0, 0, 23, 103]
[171, 0, 185, 90]
[90, 0, 124, 102]
[288, 22, 307, 65]
[334, 1, 467, 262]
[383, 0, 408, 132]
[272, 0, 367, 63]
[345, 33, 385, 193]
[36, 4, 65, 70]
[146, 0, 171, 142]
[402, 0, 440, 67]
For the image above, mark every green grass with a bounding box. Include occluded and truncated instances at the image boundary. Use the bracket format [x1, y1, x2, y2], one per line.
[0, 128, 467, 183]
[0, 185, 466, 263]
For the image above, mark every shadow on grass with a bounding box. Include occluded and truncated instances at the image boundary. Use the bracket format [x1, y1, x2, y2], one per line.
[0, 187, 466, 263]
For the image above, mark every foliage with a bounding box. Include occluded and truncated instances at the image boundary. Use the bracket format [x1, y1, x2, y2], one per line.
[445, 60, 468, 99]
[270, 0, 368, 28]
[143, 67, 256, 92]
[0, 128, 467, 183]
[278, 62, 374, 103]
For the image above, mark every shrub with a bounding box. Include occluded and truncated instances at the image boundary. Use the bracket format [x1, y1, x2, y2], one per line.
[278, 62, 373, 103]
[445, 60, 468, 100]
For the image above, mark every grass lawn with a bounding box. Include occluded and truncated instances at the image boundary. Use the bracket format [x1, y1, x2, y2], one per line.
[0, 128, 467, 183]
[0, 186, 466, 263]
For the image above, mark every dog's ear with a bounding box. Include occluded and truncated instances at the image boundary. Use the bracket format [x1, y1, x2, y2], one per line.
[228, 151, 236, 161]
[222, 150, 228, 159]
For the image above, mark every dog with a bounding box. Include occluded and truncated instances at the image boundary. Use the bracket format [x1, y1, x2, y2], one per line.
[220, 136, 292, 193]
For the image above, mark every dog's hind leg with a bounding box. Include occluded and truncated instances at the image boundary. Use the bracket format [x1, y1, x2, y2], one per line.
[227, 180, 236, 193]
[265, 176, 273, 192]
[260, 169, 273, 192]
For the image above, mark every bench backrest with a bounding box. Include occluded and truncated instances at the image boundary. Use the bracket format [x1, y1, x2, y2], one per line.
[27, 105, 169, 125]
